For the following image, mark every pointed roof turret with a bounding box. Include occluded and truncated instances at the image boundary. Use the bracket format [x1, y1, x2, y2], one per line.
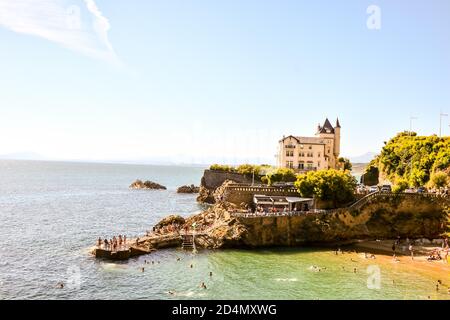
[336, 118, 341, 128]
[317, 118, 335, 134]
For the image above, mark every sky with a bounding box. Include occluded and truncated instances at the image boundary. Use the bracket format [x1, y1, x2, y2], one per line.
[0, 0, 450, 165]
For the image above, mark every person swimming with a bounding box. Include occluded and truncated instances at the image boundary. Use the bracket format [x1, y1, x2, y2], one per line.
[200, 282, 207, 289]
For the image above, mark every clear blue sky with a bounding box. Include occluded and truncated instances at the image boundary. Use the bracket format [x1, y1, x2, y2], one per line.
[0, 0, 449, 164]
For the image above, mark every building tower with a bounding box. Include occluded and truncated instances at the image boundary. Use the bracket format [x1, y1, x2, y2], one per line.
[334, 118, 341, 159]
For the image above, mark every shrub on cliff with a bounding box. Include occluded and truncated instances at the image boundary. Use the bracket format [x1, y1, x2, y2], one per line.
[392, 178, 409, 193]
[295, 169, 357, 208]
[210, 164, 236, 172]
[430, 171, 449, 189]
[236, 164, 272, 177]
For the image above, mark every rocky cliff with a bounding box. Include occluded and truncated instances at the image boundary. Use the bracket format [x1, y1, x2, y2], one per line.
[197, 170, 253, 204]
[154, 193, 449, 249]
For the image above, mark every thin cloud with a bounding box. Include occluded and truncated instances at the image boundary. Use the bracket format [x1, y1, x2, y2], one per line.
[0, 0, 119, 64]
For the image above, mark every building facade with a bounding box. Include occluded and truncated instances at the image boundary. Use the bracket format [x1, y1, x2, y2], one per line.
[277, 118, 341, 172]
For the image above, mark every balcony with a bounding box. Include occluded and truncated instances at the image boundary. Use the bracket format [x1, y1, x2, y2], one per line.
[284, 145, 296, 149]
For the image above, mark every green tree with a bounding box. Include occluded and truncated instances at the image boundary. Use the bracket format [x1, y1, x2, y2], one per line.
[295, 169, 357, 208]
[265, 168, 297, 186]
[361, 160, 379, 186]
[375, 133, 449, 186]
[338, 157, 353, 171]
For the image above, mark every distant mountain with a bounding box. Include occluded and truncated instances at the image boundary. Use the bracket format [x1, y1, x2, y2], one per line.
[0, 152, 45, 160]
[349, 152, 377, 164]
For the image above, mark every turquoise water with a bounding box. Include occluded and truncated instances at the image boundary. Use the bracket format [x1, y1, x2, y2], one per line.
[0, 160, 448, 300]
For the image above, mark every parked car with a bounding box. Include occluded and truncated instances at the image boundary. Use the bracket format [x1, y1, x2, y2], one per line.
[368, 186, 379, 193]
[380, 185, 392, 193]
[405, 188, 415, 193]
[417, 187, 426, 193]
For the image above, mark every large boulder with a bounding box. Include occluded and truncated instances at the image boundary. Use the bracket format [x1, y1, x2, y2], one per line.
[177, 184, 200, 194]
[154, 215, 186, 229]
[129, 180, 167, 190]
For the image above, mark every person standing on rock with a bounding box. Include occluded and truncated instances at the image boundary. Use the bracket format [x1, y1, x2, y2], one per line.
[409, 244, 414, 260]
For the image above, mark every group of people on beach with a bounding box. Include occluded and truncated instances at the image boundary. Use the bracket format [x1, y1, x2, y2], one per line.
[390, 237, 449, 263]
[97, 235, 127, 251]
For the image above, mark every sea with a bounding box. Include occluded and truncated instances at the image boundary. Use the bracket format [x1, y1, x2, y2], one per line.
[0, 160, 448, 300]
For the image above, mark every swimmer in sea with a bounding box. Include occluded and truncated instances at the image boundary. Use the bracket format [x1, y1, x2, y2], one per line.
[200, 282, 207, 289]
[353, 268, 357, 273]
[190, 264, 193, 268]
[209, 272, 213, 277]
[141, 267, 145, 272]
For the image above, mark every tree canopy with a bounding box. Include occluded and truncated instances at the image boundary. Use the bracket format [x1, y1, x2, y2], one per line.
[295, 169, 357, 207]
[365, 132, 450, 188]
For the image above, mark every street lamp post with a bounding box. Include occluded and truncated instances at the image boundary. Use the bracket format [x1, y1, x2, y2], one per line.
[409, 116, 417, 136]
[439, 111, 448, 137]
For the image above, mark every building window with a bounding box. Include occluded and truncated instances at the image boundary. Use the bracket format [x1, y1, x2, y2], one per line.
[299, 152, 305, 157]
[309, 146, 312, 150]
[318, 153, 321, 157]
[300, 145, 304, 149]
[298, 162, 304, 170]
[328, 149, 330, 154]
[286, 150, 294, 157]
[318, 161, 321, 168]
[286, 161, 294, 169]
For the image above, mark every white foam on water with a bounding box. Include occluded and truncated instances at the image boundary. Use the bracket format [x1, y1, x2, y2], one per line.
[167, 290, 207, 297]
[274, 278, 298, 282]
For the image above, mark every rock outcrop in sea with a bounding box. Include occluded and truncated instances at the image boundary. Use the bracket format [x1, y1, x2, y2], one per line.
[129, 180, 167, 190]
[176, 184, 200, 194]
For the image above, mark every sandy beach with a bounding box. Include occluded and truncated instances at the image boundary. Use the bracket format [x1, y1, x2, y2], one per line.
[350, 240, 450, 292]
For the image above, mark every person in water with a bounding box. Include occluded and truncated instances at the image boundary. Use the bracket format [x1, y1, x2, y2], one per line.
[200, 282, 207, 289]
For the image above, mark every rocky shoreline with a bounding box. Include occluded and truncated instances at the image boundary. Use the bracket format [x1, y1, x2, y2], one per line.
[92, 171, 449, 261]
